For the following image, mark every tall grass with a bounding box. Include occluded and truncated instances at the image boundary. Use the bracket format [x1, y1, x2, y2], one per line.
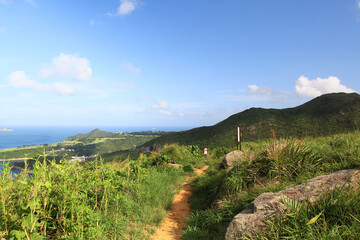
[257, 185, 360, 239]
[0, 156, 185, 239]
[183, 131, 360, 239]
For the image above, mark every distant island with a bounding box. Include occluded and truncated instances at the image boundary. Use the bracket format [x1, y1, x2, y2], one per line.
[0, 128, 13, 132]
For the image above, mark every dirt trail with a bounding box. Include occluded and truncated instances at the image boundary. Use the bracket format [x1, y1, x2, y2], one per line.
[151, 165, 209, 240]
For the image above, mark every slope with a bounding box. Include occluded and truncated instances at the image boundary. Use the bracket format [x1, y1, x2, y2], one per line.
[142, 93, 360, 148]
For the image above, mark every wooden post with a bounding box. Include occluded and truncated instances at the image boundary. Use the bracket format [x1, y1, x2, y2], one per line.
[236, 126, 242, 151]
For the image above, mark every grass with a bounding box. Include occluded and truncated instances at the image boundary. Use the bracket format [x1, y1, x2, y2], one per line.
[182, 131, 360, 240]
[2, 131, 360, 239]
[257, 185, 360, 239]
[0, 155, 186, 239]
[0, 143, 209, 239]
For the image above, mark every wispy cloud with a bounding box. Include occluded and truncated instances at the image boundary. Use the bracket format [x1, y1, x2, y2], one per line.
[42, 53, 92, 81]
[118, 82, 135, 89]
[159, 110, 172, 116]
[248, 85, 272, 96]
[151, 100, 169, 110]
[226, 85, 291, 102]
[151, 100, 174, 116]
[53, 82, 75, 95]
[9, 70, 75, 95]
[295, 75, 356, 98]
[121, 62, 141, 75]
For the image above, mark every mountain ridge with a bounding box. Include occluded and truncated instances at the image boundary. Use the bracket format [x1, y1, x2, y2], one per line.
[141, 92, 360, 148]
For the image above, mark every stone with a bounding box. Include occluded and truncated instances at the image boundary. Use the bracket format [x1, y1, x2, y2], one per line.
[225, 169, 360, 240]
[221, 150, 244, 171]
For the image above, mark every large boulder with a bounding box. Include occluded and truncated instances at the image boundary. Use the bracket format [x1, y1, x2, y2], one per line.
[221, 150, 244, 171]
[225, 169, 360, 240]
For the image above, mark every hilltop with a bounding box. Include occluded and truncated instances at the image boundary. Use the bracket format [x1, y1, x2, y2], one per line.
[65, 128, 116, 141]
[142, 92, 360, 148]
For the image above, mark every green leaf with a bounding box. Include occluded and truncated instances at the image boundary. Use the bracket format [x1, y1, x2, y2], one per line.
[306, 211, 323, 225]
[10, 230, 26, 240]
[24, 214, 33, 229]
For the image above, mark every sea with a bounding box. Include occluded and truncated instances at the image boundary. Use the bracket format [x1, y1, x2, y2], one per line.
[0, 126, 191, 150]
[0, 126, 191, 176]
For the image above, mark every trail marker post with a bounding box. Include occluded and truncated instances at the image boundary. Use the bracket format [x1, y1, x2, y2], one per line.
[236, 126, 242, 151]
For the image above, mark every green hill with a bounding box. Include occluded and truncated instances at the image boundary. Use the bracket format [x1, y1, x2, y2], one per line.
[142, 92, 360, 148]
[66, 128, 116, 141]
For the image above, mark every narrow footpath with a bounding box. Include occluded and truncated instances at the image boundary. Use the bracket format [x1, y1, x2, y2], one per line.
[151, 165, 209, 240]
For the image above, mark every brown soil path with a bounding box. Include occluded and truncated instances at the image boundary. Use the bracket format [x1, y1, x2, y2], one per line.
[151, 165, 209, 240]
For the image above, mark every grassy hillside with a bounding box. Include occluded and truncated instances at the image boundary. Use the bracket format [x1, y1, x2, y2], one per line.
[0, 144, 208, 239]
[0, 133, 159, 160]
[182, 131, 360, 239]
[142, 93, 360, 148]
[65, 128, 116, 141]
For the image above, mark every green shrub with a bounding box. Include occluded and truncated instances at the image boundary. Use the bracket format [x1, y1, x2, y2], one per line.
[262, 138, 322, 181]
[222, 162, 253, 193]
[0, 157, 185, 239]
[183, 164, 194, 173]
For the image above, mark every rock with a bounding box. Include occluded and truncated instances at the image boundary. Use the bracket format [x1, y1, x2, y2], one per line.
[225, 169, 360, 240]
[221, 150, 244, 171]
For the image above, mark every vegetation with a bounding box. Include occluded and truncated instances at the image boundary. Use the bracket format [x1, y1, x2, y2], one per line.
[2, 93, 360, 239]
[0, 132, 160, 160]
[142, 92, 360, 148]
[65, 129, 117, 141]
[0, 144, 208, 239]
[182, 131, 360, 239]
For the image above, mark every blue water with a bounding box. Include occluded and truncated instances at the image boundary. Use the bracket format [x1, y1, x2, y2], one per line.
[0, 162, 22, 178]
[0, 126, 191, 150]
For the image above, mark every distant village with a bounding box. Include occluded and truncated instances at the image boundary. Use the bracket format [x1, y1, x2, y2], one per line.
[46, 148, 97, 163]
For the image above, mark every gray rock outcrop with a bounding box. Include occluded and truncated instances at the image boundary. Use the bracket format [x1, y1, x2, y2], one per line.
[225, 169, 360, 240]
[221, 150, 244, 171]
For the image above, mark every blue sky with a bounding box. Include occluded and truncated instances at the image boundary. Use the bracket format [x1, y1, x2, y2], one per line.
[1, 0, 360, 128]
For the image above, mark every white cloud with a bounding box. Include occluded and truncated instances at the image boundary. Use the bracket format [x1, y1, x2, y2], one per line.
[119, 82, 135, 89]
[295, 75, 356, 98]
[152, 100, 169, 109]
[10, 71, 50, 91]
[9, 71, 75, 95]
[0, 26, 6, 34]
[53, 82, 75, 95]
[248, 85, 272, 95]
[42, 53, 92, 81]
[117, 0, 137, 15]
[121, 62, 141, 74]
[357, 0, 360, 9]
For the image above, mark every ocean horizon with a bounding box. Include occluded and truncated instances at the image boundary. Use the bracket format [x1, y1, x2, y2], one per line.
[0, 126, 193, 150]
